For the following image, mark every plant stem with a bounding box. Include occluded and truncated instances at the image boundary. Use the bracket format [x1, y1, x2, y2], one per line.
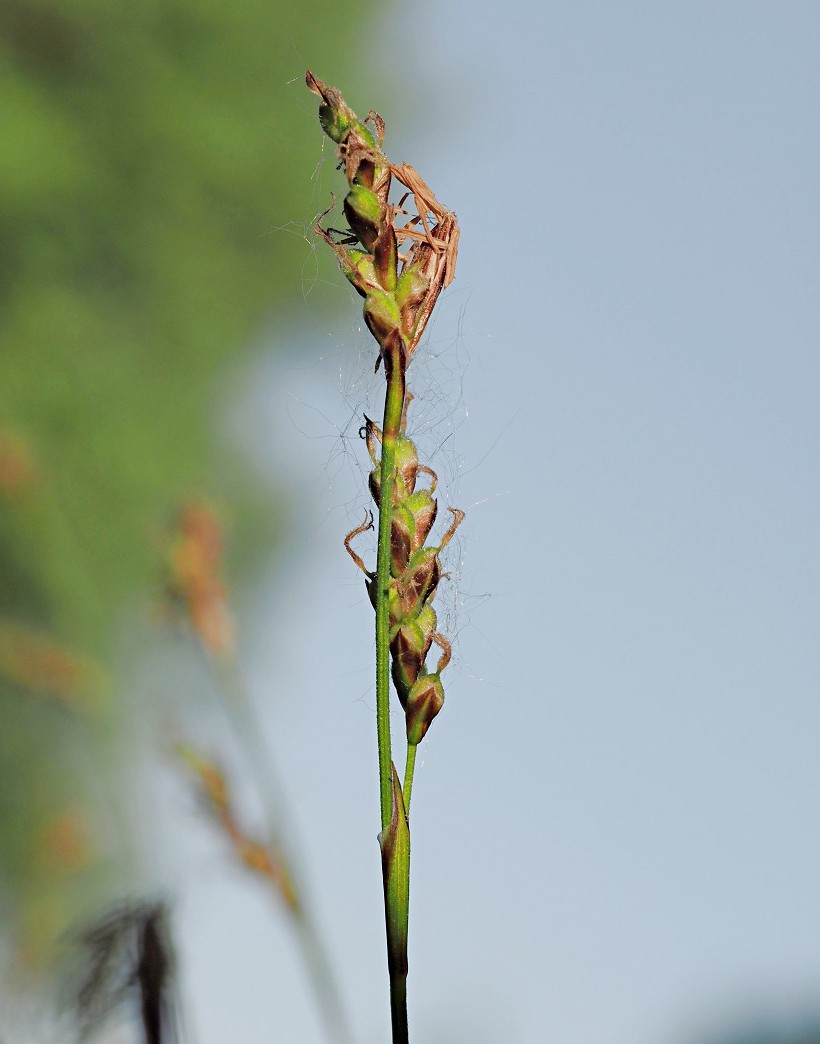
[390, 976, 409, 1044]
[376, 342, 412, 1043]
[403, 745, 417, 814]
[381, 768, 410, 1044]
[375, 342, 406, 832]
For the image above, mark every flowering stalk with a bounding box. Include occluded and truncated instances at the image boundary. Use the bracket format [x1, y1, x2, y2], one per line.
[307, 71, 461, 1043]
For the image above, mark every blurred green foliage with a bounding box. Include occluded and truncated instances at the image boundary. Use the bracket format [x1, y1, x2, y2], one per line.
[0, 0, 378, 965]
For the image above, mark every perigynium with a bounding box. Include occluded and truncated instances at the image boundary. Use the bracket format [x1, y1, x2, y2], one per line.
[307, 71, 462, 1044]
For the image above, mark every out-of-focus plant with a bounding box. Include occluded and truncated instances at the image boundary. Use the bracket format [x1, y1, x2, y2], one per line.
[163, 500, 353, 1044]
[71, 900, 179, 1044]
[0, 0, 380, 972]
[698, 1020, 820, 1044]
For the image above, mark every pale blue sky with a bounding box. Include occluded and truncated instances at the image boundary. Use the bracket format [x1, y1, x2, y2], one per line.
[172, 4, 820, 1043]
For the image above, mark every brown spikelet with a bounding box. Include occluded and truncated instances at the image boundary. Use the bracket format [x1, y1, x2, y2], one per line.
[176, 745, 299, 913]
[0, 619, 107, 711]
[163, 501, 235, 657]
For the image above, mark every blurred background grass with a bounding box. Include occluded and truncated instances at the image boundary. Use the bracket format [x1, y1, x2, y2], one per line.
[0, 0, 377, 973]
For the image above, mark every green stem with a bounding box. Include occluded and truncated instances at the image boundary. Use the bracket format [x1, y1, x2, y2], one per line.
[375, 341, 406, 832]
[403, 744, 417, 814]
[382, 768, 410, 1044]
[376, 340, 412, 1044]
[390, 976, 409, 1044]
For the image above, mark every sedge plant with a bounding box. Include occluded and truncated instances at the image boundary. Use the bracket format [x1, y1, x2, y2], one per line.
[307, 72, 462, 1043]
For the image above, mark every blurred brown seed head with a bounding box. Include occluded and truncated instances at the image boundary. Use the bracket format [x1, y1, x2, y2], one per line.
[163, 501, 235, 657]
[0, 619, 107, 711]
[0, 430, 38, 498]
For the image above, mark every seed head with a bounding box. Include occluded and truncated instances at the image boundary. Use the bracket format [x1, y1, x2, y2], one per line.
[405, 672, 444, 745]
